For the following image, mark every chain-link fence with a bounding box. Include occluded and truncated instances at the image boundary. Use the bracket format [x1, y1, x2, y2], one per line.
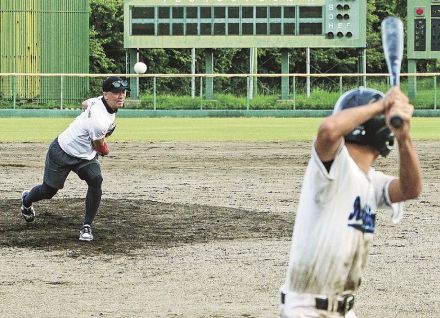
[1, 73, 439, 110]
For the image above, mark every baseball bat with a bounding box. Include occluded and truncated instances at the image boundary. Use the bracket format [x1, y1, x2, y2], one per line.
[381, 17, 404, 128]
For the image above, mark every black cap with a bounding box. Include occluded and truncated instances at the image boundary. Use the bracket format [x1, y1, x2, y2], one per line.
[102, 76, 130, 92]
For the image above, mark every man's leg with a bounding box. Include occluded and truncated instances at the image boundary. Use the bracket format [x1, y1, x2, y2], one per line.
[21, 183, 58, 222]
[21, 138, 69, 222]
[77, 162, 103, 241]
[24, 182, 58, 205]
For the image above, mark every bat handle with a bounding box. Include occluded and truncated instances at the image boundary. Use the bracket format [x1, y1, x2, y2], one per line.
[389, 73, 402, 128]
[390, 115, 404, 128]
[391, 73, 399, 86]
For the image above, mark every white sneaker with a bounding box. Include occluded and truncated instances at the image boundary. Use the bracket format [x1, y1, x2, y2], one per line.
[79, 224, 93, 241]
[21, 191, 35, 222]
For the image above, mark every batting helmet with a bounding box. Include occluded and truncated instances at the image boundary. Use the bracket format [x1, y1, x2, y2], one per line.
[333, 87, 394, 157]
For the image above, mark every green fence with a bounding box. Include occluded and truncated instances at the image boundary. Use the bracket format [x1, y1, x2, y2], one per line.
[0, 1, 89, 104]
[0, 73, 439, 111]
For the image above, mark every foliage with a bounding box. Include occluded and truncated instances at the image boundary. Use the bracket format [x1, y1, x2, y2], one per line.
[89, 0, 125, 74]
[2, 77, 439, 110]
[87, 0, 439, 94]
[132, 76, 440, 111]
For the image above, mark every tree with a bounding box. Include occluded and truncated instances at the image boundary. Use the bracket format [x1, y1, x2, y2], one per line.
[89, 0, 125, 74]
[87, 0, 438, 94]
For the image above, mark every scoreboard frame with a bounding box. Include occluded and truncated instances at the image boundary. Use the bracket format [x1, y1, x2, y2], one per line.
[123, 0, 367, 49]
[407, 0, 440, 99]
[407, 0, 440, 59]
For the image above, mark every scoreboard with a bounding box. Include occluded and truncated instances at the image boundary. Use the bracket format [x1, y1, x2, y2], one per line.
[407, 0, 440, 98]
[124, 0, 367, 49]
[408, 0, 440, 59]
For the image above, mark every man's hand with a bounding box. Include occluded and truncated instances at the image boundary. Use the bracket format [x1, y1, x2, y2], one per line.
[82, 100, 88, 111]
[96, 143, 110, 156]
[92, 138, 110, 156]
[383, 87, 414, 137]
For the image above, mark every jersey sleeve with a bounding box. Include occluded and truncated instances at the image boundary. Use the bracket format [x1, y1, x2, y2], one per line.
[87, 107, 108, 141]
[311, 139, 345, 180]
[83, 97, 99, 112]
[309, 140, 345, 205]
[89, 121, 108, 141]
[373, 171, 404, 223]
[83, 98, 92, 108]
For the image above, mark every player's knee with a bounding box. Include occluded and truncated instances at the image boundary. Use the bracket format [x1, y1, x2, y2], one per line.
[41, 182, 58, 199]
[78, 165, 103, 188]
[88, 174, 103, 189]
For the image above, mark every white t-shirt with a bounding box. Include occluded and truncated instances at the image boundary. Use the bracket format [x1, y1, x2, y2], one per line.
[58, 96, 115, 160]
[283, 141, 402, 296]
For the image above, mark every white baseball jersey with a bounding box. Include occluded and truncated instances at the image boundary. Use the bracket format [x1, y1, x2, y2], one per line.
[58, 96, 115, 160]
[283, 141, 402, 296]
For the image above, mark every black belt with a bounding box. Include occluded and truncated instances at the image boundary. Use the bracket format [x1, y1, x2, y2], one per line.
[281, 292, 355, 316]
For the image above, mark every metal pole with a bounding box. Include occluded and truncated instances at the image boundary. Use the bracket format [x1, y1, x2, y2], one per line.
[339, 76, 343, 95]
[129, 49, 138, 100]
[13, 75, 16, 109]
[191, 48, 196, 98]
[125, 50, 129, 73]
[153, 76, 157, 111]
[136, 48, 140, 99]
[293, 76, 296, 110]
[60, 76, 64, 109]
[253, 47, 258, 97]
[362, 49, 367, 87]
[306, 47, 311, 98]
[249, 48, 254, 100]
[249, 47, 258, 99]
[408, 59, 417, 100]
[363, 49, 367, 87]
[246, 76, 250, 110]
[435, 76, 437, 110]
[200, 77, 203, 110]
[281, 48, 290, 100]
[205, 49, 214, 100]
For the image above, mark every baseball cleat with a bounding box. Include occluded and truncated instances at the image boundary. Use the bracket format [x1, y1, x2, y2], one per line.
[21, 191, 35, 222]
[79, 224, 94, 241]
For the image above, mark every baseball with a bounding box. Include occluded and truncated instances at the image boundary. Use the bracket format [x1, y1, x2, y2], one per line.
[134, 62, 147, 74]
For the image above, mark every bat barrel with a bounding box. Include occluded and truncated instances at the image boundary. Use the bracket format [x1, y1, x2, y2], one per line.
[382, 17, 404, 129]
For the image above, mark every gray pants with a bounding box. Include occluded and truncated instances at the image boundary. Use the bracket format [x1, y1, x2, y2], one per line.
[44, 138, 101, 190]
[25, 138, 103, 225]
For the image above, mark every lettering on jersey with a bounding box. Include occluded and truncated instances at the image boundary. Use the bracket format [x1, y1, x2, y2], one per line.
[347, 196, 376, 233]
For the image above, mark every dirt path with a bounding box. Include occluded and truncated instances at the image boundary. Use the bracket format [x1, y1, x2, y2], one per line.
[0, 141, 439, 317]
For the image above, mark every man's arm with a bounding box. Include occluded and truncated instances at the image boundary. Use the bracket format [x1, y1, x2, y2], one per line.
[315, 100, 385, 162]
[388, 136, 422, 202]
[385, 88, 422, 202]
[92, 138, 109, 156]
[82, 100, 88, 111]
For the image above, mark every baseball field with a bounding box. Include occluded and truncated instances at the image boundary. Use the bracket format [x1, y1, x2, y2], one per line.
[0, 117, 439, 317]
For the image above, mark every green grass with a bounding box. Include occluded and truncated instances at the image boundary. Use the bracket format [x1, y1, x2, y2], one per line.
[1, 117, 440, 142]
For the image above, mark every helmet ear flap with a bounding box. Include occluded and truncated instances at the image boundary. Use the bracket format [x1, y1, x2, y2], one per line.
[344, 124, 368, 146]
[365, 116, 394, 157]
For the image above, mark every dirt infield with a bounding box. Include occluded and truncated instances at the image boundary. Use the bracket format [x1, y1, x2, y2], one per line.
[0, 141, 439, 318]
